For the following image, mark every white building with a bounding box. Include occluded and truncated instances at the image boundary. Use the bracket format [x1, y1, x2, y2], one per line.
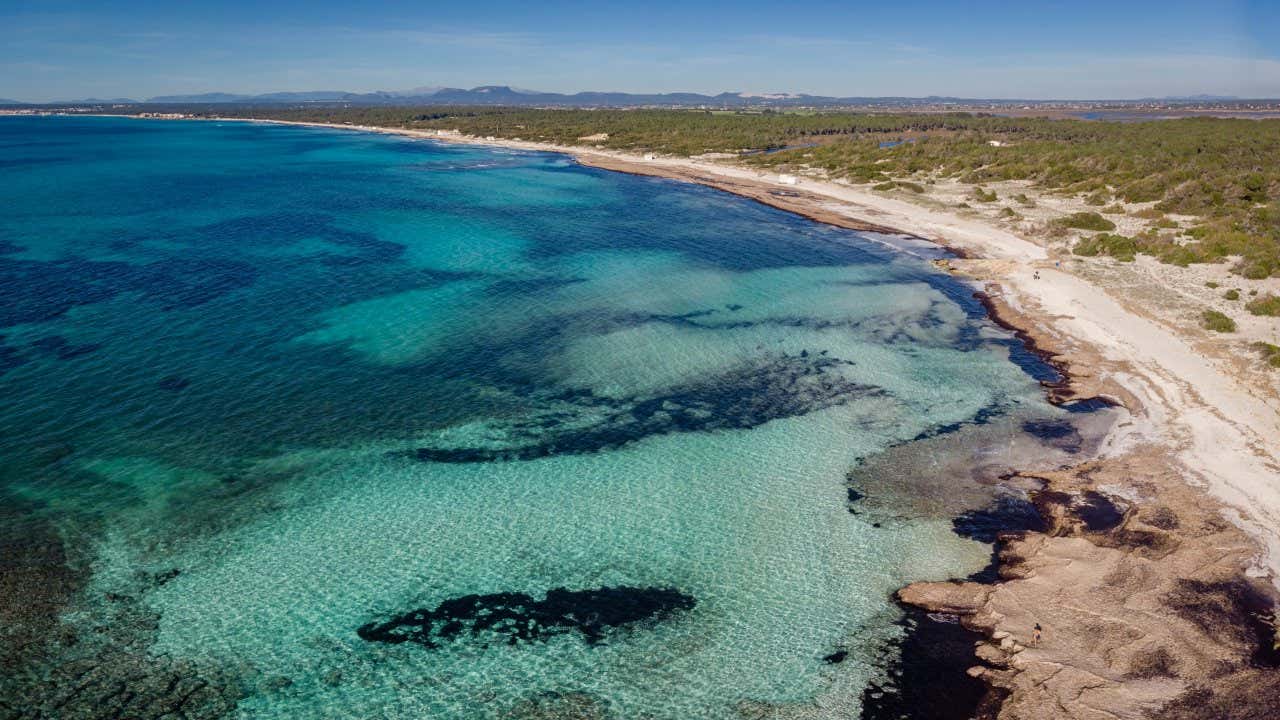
[778, 174, 799, 185]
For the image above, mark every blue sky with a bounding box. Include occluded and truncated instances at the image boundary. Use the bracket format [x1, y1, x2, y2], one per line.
[3, 1, 1279, 102]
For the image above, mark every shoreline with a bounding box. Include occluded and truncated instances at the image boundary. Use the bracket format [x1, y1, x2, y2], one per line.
[236, 118, 1278, 554]
[80, 114, 1280, 716]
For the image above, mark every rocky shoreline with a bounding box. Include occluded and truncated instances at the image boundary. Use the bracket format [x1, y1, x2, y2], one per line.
[548, 128, 1280, 718]
[897, 285, 1280, 719]
[576, 140, 1280, 716]
[562, 135, 1280, 718]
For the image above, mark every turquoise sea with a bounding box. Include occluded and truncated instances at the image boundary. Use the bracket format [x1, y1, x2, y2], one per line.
[0, 116, 1107, 719]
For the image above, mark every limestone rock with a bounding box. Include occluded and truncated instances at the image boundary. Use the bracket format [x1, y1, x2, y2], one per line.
[896, 581, 992, 616]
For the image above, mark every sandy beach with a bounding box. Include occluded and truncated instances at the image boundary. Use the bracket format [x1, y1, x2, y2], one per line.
[166, 116, 1280, 716]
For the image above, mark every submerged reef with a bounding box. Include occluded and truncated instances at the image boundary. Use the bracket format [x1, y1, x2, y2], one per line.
[410, 352, 880, 463]
[358, 586, 696, 649]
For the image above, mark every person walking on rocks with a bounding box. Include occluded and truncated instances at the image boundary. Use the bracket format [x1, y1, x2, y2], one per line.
[1032, 623, 1043, 646]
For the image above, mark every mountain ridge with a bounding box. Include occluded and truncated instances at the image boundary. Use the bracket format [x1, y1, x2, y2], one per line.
[142, 86, 1070, 107]
[9, 86, 1271, 108]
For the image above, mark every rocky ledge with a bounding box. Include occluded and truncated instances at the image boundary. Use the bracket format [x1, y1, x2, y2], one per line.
[899, 451, 1280, 720]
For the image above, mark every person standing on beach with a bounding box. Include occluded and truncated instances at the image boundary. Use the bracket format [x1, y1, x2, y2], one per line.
[1033, 623, 1043, 646]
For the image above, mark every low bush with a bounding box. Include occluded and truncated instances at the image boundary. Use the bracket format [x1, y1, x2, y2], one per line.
[973, 187, 998, 202]
[1074, 233, 1138, 261]
[873, 180, 927, 193]
[1059, 212, 1117, 231]
[1255, 342, 1280, 368]
[1245, 293, 1280, 316]
[1201, 310, 1237, 333]
[1224, 289, 1240, 300]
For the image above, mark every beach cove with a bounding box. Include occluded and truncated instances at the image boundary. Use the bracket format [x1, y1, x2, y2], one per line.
[0, 115, 1147, 719]
[191, 115, 1280, 717]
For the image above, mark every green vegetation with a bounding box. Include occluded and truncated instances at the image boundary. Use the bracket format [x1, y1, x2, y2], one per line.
[1246, 293, 1280, 316]
[1074, 233, 1138, 261]
[874, 180, 926, 193]
[1255, 342, 1280, 368]
[1059, 212, 1117, 231]
[1205, 281, 1220, 288]
[1201, 310, 1237, 333]
[192, 106, 1280, 278]
[972, 187, 998, 202]
[1224, 289, 1240, 300]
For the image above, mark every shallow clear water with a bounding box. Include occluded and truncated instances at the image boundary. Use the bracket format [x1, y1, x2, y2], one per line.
[1, 116, 1078, 719]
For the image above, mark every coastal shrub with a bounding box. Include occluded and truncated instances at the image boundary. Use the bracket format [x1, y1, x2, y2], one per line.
[972, 187, 998, 203]
[1014, 193, 1036, 207]
[1246, 293, 1280, 316]
[1074, 233, 1137, 261]
[845, 165, 889, 183]
[1059, 212, 1117, 232]
[1224, 289, 1240, 300]
[1243, 173, 1268, 203]
[1237, 255, 1280, 279]
[1102, 204, 1126, 214]
[1255, 342, 1280, 368]
[1201, 310, 1236, 333]
[1155, 218, 1179, 229]
[1205, 281, 1220, 288]
[999, 207, 1019, 219]
[874, 180, 926, 193]
[1156, 244, 1200, 267]
[1085, 191, 1109, 206]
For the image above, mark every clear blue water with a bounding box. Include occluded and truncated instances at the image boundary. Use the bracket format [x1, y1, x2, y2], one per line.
[1, 116, 1085, 719]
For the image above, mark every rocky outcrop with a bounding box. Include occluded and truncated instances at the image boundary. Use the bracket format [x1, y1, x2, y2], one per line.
[899, 452, 1280, 720]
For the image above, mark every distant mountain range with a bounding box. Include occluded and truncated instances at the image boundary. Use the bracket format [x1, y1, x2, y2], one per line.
[136, 86, 1056, 107]
[140, 86, 868, 107]
[1153, 94, 1240, 101]
[5, 87, 1265, 108]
